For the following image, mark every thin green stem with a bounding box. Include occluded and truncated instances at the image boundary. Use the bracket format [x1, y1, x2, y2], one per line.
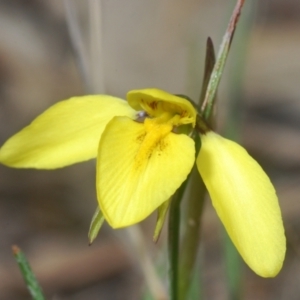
[224, 233, 242, 300]
[178, 168, 206, 300]
[168, 177, 190, 300]
[168, 133, 202, 300]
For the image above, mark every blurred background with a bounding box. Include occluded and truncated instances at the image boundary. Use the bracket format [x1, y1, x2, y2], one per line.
[0, 0, 300, 299]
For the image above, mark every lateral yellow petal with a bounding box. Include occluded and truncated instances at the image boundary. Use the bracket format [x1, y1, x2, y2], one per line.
[197, 132, 286, 277]
[0, 95, 136, 169]
[97, 116, 195, 228]
[127, 89, 196, 126]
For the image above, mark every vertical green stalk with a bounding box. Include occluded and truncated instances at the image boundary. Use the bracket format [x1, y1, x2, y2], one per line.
[223, 234, 242, 300]
[178, 168, 206, 300]
[168, 178, 190, 300]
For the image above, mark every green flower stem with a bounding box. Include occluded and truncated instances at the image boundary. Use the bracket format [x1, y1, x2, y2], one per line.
[173, 38, 215, 300]
[12, 245, 45, 300]
[224, 233, 242, 300]
[178, 168, 206, 300]
[168, 176, 190, 300]
[168, 133, 202, 300]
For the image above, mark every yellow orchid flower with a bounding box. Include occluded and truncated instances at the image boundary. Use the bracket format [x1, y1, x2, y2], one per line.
[0, 88, 285, 277]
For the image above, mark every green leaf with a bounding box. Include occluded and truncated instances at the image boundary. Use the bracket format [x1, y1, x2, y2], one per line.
[200, 0, 245, 121]
[153, 199, 171, 242]
[12, 245, 45, 300]
[88, 207, 105, 245]
[199, 37, 216, 108]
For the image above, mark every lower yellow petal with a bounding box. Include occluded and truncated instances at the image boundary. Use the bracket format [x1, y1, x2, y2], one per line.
[197, 132, 286, 277]
[0, 95, 136, 169]
[96, 116, 195, 228]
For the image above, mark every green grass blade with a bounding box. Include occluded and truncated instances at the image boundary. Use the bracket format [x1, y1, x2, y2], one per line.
[12, 245, 45, 300]
[201, 0, 245, 121]
[199, 37, 216, 108]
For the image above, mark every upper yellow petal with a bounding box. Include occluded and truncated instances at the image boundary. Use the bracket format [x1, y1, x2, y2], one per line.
[96, 116, 195, 228]
[0, 95, 136, 169]
[197, 132, 286, 277]
[127, 89, 196, 126]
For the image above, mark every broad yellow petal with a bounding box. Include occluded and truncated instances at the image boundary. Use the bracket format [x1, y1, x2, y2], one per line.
[97, 116, 195, 228]
[0, 96, 136, 169]
[127, 89, 196, 126]
[197, 132, 285, 277]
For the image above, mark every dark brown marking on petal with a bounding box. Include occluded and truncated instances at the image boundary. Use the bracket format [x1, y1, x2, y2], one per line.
[149, 101, 158, 110]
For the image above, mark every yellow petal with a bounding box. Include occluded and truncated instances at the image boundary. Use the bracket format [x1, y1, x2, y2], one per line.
[197, 132, 286, 277]
[127, 89, 196, 126]
[96, 116, 195, 228]
[0, 95, 136, 169]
